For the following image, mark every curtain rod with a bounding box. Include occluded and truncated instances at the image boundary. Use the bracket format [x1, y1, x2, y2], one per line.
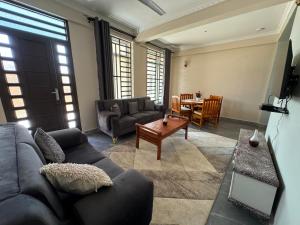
[87, 16, 136, 39]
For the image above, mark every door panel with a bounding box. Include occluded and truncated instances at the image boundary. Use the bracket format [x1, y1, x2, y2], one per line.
[0, 27, 80, 132]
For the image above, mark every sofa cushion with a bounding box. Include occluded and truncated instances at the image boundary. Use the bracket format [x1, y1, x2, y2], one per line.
[118, 116, 137, 129]
[64, 143, 106, 164]
[34, 128, 65, 163]
[41, 163, 113, 195]
[145, 100, 155, 111]
[110, 103, 121, 117]
[93, 158, 124, 179]
[130, 113, 152, 124]
[103, 100, 124, 115]
[129, 102, 138, 115]
[143, 111, 163, 121]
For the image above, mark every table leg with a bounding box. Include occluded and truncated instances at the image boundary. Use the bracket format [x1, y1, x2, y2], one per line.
[136, 127, 140, 149]
[185, 125, 188, 140]
[157, 141, 162, 160]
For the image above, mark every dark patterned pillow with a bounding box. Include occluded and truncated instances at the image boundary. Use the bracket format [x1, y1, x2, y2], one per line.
[145, 100, 155, 111]
[110, 103, 121, 117]
[34, 128, 65, 163]
[129, 102, 138, 115]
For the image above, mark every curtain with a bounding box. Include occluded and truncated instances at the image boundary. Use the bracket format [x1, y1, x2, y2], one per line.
[163, 48, 172, 109]
[94, 18, 114, 100]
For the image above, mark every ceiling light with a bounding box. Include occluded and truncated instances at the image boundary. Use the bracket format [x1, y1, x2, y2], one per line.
[256, 27, 266, 32]
[138, 0, 166, 16]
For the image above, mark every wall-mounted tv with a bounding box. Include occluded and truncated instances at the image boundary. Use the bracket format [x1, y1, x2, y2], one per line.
[278, 40, 297, 99]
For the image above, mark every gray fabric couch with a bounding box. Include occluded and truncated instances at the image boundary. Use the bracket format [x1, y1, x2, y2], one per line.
[0, 123, 153, 225]
[96, 97, 164, 141]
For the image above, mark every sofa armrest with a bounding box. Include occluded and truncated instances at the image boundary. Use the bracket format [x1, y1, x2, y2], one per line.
[48, 128, 87, 149]
[74, 169, 154, 225]
[155, 104, 164, 112]
[97, 111, 119, 131]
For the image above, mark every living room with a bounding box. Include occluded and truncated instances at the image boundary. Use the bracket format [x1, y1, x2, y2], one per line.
[0, 0, 299, 225]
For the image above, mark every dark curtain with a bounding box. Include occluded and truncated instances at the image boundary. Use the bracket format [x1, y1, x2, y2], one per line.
[94, 18, 114, 100]
[163, 48, 172, 109]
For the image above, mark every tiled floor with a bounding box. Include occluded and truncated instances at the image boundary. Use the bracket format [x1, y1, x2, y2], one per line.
[86, 118, 267, 225]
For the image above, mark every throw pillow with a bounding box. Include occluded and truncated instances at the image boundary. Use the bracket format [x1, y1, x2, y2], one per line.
[34, 128, 65, 163]
[144, 100, 155, 111]
[110, 103, 121, 117]
[40, 163, 113, 195]
[129, 101, 138, 115]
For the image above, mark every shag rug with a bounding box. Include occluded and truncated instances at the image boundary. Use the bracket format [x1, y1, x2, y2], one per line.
[102, 129, 237, 225]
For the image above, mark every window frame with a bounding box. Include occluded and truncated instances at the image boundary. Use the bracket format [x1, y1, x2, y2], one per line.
[146, 47, 165, 104]
[111, 35, 133, 99]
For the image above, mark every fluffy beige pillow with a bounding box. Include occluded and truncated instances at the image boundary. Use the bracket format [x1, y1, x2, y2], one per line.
[40, 163, 113, 194]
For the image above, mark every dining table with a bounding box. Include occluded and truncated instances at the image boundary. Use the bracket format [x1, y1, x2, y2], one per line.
[181, 99, 203, 112]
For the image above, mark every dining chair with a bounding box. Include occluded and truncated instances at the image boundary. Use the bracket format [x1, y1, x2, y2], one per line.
[192, 98, 220, 127]
[171, 95, 191, 119]
[180, 93, 193, 108]
[210, 95, 223, 123]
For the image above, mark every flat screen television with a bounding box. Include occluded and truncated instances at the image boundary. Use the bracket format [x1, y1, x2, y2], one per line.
[279, 40, 295, 99]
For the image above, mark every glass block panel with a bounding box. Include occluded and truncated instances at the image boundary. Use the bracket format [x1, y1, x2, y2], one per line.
[2, 60, 16, 71]
[68, 121, 76, 128]
[18, 119, 31, 128]
[9, 86, 22, 96]
[57, 45, 66, 54]
[15, 109, 27, 119]
[0, 33, 9, 44]
[0, 1, 65, 27]
[0, 20, 66, 41]
[63, 86, 71, 94]
[64, 95, 72, 103]
[0, 46, 13, 58]
[12, 98, 24, 107]
[60, 65, 69, 74]
[61, 76, 70, 84]
[67, 112, 75, 120]
[5, 74, 19, 83]
[58, 55, 67, 64]
[66, 104, 74, 112]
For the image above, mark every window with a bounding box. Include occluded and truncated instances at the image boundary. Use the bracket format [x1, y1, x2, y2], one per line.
[146, 48, 165, 104]
[0, 1, 67, 40]
[0, 33, 31, 129]
[111, 36, 132, 99]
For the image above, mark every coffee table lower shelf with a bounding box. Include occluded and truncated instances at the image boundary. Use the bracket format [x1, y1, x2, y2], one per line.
[135, 115, 189, 160]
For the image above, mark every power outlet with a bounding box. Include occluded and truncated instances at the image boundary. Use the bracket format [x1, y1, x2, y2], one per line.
[296, 0, 300, 6]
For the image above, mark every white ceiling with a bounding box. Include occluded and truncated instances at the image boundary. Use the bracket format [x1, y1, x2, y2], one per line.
[66, 0, 293, 50]
[71, 0, 227, 31]
[161, 2, 292, 50]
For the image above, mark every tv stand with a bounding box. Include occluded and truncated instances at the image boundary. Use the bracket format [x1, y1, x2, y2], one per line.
[228, 129, 279, 218]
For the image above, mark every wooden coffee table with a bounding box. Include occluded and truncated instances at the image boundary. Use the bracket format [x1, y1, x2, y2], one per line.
[135, 114, 189, 160]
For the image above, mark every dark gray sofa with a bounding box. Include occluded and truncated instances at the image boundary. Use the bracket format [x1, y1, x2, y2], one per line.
[0, 123, 153, 225]
[96, 97, 164, 142]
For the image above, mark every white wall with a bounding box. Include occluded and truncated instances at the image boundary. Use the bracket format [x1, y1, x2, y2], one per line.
[171, 43, 276, 124]
[265, 7, 300, 225]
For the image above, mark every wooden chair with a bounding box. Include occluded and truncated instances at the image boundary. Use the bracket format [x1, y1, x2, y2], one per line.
[180, 93, 193, 108]
[210, 95, 223, 123]
[171, 95, 191, 119]
[192, 98, 220, 127]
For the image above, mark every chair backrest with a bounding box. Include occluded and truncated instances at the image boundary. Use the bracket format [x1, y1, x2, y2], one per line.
[210, 95, 223, 104]
[180, 93, 193, 101]
[171, 96, 180, 112]
[202, 98, 220, 118]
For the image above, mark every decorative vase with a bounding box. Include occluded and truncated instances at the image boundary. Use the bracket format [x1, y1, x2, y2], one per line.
[163, 114, 168, 126]
[249, 129, 259, 147]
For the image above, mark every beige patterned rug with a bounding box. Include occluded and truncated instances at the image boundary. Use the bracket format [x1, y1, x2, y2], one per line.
[103, 130, 237, 225]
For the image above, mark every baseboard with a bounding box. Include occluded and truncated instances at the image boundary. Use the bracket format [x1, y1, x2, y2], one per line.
[84, 128, 98, 134]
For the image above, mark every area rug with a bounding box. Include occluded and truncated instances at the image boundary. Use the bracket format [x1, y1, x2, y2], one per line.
[102, 129, 237, 225]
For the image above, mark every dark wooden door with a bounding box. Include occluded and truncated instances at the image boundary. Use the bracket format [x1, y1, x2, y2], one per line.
[0, 28, 80, 132]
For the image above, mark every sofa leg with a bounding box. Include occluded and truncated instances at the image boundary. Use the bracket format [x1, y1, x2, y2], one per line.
[112, 137, 118, 144]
